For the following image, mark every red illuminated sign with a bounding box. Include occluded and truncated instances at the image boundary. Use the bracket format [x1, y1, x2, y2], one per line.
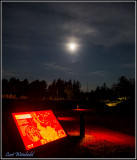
[12, 110, 67, 150]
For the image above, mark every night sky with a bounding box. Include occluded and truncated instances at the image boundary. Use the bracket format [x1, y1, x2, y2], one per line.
[2, 2, 135, 91]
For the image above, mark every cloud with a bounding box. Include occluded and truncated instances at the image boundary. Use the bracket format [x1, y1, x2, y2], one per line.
[3, 2, 135, 52]
[43, 62, 84, 77]
[87, 70, 106, 77]
[51, 2, 135, 47]
[62, 22, 98, 36]
[2, 69, 18, 77]
[44, 62, 73, 72]
[120, 63, 135, 68]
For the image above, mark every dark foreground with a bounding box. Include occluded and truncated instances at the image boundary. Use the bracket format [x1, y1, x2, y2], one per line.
[2, 99, 135, 158]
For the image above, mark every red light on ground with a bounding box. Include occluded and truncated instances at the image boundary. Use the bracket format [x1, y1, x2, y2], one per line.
[12, 110, 67, 150]
[73, 109, 91, 112]
[58, 117, 76, 121]
[67, 129, 135, 147]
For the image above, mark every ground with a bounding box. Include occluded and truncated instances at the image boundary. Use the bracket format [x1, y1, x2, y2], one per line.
[2, 99, 135, 158]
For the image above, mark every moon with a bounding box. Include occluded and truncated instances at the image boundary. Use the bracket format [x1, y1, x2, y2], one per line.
[68, 43, 77, 52]
[69, 43, 76, 50]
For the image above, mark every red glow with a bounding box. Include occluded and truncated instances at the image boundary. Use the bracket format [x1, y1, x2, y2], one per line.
[91, 130, 135, 146]
[58, 117, 77, 121]
[73, 109, 91, 112]
[12, 110, 67, 150]
[67, 128, 135, 147]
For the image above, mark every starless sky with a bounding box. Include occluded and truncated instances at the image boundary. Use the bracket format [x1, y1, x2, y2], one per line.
[2, 1, 135, 91]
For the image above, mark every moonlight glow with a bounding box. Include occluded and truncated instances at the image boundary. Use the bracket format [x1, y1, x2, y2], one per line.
[69, 43, 76, 50]
[67, 43, 78, 53]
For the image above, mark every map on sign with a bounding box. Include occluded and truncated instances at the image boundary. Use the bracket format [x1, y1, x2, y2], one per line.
[12, 110, 67, 150]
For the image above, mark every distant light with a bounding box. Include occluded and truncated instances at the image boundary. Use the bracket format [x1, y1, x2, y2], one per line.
[105, 101, 121, 107]
[12, 110, 67, 150]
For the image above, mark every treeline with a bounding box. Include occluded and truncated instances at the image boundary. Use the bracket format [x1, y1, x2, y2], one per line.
[86, 76, 135, 101]
[2, 78, 81, 100]
[2, 76, 135, 101]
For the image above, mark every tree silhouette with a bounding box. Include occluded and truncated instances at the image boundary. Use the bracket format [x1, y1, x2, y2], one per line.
[47, 79, 57, 100]
[27, 80, 47, 100]
[112, 76, 135, 98]
[56, 79, 65, 99]
[2, 76, 135, 101]
[64, 83, 74, 100]
[73, 80, 81, 99]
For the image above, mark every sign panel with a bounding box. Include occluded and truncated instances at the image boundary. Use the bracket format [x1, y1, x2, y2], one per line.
[12, 110, 67, 150]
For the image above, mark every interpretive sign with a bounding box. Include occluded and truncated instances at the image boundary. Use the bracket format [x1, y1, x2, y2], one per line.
[12, 110, 67, 150]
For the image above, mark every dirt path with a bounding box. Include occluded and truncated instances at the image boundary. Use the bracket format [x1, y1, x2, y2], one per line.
[55, 109, 135, 158]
